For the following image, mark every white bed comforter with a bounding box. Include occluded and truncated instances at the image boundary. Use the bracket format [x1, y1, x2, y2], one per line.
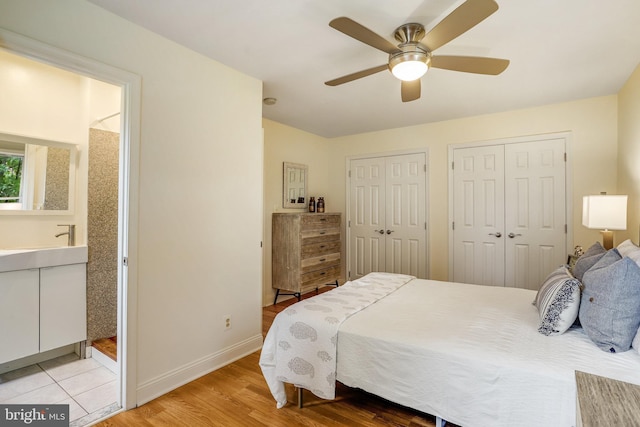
[259, 272, 414, 408]
[337, 278, 640, 427]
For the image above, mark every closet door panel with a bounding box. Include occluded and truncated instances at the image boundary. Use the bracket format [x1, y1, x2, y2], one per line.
[384, 153, 427, 278]
[349, 157, 387, 279]
[505, 139, 566, 290]
[452, 145, 505, 286]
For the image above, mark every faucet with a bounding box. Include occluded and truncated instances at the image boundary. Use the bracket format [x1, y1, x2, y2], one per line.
[55, 224, 76, 246]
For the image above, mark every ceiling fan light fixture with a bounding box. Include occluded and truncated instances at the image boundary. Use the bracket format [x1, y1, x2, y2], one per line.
[389, 50, 430, 81]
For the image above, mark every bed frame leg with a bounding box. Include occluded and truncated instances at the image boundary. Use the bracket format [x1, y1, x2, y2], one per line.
[297, 387, 303, 408]
[435, 416, 447, 427]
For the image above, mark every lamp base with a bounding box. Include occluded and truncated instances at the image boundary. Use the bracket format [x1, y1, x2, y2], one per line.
[601, 230, 614, 250]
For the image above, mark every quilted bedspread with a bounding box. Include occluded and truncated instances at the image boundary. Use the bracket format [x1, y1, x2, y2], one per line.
[259, 272, 414, 408]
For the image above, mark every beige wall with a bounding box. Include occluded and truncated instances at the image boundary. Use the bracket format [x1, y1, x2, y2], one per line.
[263, 95, 620, 299]
[327, 96, 619, 280]
[617, 63, 640, 244]
[1, 0, 263, 406]
[262, 119, 331, 304]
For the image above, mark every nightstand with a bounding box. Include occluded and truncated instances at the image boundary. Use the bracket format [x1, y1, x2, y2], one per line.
[575, 370, 640, 426]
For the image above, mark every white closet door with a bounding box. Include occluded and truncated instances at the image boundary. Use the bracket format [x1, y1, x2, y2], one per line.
[385, 153, 427, 278]
[452, 145, 505, 286]
[452, 138, 567, 290]
[504, 139, 567, 290]
[349, 153, 427, 280]
[350, 157, 387, 279]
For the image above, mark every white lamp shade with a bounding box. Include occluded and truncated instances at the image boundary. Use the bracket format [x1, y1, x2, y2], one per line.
[582, 195, 628, 230]
[391, 60, 428, 81]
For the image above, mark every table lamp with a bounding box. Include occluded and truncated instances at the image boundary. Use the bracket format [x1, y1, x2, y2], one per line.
[582, 194, 628, 250]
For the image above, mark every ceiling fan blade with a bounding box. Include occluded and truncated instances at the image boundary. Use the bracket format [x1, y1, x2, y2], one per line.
[330, 17, 402, 55]
[431, 55, 509, 75]
[401, 79, 421, 102]
[325, 64, 389, 86]
[421, 0, 499, 52]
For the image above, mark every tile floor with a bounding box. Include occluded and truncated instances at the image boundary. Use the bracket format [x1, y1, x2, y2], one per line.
[0, 353, 119, 426]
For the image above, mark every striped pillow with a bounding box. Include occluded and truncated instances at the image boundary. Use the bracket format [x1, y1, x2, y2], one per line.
[534, 266, 582, 336]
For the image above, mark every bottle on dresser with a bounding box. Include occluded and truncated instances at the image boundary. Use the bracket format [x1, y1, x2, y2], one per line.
[308, 196, 316, 212]
[317, 197, 325, 213]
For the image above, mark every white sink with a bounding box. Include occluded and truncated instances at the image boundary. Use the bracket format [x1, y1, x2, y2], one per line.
[0, 245, 88, 272]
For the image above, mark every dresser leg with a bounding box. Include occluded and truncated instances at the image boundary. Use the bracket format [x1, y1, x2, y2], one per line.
[298, 387, 304, 408]
[273, 289, 302, 305]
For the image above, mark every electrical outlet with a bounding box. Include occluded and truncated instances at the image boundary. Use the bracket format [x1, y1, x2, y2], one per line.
[223, 314, 232, 331]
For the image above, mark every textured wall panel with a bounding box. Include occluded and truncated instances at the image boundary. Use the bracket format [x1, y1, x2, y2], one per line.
[87, 128, 119, 344]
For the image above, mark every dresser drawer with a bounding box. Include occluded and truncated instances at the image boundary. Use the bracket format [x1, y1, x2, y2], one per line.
[301, 266, 341, 288]
[301, 214, 341, 230]
[301, 241, 341, 258]
[301, 228, 340, 245]
[301, 252, 340, 273]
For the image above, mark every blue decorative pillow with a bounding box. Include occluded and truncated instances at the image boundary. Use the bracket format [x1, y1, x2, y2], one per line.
[534, 266, 581, 336]
[572, 241, 606, 281]
[619, 240, 640, 354]
[579, 249, 640, 353]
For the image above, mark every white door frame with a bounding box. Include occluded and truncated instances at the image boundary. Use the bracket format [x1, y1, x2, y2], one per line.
[0, 29, 141, 410]
[447, 132, 574, 282]
[345, 148, 430, 280]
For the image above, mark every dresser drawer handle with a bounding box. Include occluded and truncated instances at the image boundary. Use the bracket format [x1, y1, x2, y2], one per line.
[320, 218, 327, 221]
[319, 231, 326, 235]
[319, 258, 326, 262]
[319, 245, 326, 248]
[320, 272, 326, 275]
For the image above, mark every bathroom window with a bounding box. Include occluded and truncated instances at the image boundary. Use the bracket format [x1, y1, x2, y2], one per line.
[0, 151, 24, 205]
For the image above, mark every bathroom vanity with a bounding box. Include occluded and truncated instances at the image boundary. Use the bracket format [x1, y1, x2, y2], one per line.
[0, 246, 87, 364]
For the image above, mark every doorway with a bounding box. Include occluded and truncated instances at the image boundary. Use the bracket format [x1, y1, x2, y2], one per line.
[448, 133, 571, 290]
[0, 28, 140, 416]
[347, 151, 429, 280]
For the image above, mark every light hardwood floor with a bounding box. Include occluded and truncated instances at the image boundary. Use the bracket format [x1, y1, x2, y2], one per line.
[96, 287, 447, 427]
[92, 336, 117, 361]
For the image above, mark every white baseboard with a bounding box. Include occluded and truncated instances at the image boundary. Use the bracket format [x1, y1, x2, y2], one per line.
[135, 334, 263, 406]
[91, 345, 118, 374]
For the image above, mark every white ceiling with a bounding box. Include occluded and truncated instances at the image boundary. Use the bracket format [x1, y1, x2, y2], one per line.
[87, 0, 640, 138]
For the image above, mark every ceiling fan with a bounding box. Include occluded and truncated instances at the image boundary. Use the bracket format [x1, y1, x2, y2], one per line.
[325, 0, 509, 102]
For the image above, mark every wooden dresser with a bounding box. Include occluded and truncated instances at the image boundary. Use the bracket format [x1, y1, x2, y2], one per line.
[272, 212, 341, 304]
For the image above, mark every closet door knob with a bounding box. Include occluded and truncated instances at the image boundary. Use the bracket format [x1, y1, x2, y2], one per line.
[386, 229, 394, 234]
[374, 229, 384, 235]
[489, 232, 502, 238]
[508, 233, 522, 238]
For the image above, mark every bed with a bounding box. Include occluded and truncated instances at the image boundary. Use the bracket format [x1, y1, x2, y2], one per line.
[260, 267, 640, 427]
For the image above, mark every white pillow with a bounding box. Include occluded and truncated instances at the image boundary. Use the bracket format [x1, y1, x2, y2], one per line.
[617, 239, 640, 257]
[618, 239, 640, 271]
[534, 266, 582, 336]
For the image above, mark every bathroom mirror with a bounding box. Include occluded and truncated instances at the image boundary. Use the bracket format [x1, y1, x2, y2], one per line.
[0, 132, 77, 214]
[283, 162, 308, 209]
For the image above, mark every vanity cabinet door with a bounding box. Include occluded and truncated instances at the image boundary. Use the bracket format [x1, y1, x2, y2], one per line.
[40, 263, 87, 352]
[0, 269, 39, 364]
